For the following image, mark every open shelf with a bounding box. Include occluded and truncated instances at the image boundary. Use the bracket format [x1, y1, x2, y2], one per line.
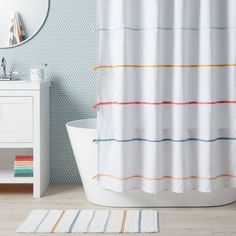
[0, 148, 34, 184]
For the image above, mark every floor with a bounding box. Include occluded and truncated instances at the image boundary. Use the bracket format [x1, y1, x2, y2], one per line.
[0, 185, 236, 236]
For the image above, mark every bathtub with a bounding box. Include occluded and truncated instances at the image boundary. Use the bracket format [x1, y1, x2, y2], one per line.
[66, 119, 236, 207]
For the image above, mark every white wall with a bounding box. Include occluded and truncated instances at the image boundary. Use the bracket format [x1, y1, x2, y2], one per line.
[0, 0, 49, 47]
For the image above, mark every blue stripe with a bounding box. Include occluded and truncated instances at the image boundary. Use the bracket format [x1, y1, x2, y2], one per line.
[97, 26, 236, 32]
[93, 137, 236, 143]
[34, 210, 50, 233]
[68, 211, 80, 233]
[138, 210, 142, 233]
[103, 211, 111, 233]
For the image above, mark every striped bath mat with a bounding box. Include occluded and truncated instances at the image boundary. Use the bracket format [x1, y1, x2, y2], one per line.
[17, 209, 159, 234]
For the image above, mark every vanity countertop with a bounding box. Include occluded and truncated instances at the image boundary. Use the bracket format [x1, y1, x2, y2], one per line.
[0, 80, 51, 90]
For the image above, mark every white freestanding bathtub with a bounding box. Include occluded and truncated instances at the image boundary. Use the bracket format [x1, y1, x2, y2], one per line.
[66, 119, 236, 207]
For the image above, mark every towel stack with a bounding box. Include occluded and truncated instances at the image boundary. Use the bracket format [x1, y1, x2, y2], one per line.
[14, 155, 33, 177]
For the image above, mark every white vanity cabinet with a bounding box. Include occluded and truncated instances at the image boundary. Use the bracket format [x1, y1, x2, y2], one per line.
[0, 81, 50, 198]
[0, 97, 33, 143]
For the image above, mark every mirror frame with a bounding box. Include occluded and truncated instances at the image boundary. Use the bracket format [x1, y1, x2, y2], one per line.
[0, 0, 50, 49]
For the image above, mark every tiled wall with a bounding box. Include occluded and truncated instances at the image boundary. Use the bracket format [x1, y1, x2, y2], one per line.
[0, 0, 97, 183]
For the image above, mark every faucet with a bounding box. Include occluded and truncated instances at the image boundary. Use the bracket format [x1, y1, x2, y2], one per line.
[0, 57, 11, 80]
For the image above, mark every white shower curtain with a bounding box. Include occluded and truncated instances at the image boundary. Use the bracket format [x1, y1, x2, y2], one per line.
[94, 0, 236, 193]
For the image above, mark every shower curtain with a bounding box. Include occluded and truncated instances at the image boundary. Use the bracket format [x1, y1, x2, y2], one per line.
[94, 0, 236, 193]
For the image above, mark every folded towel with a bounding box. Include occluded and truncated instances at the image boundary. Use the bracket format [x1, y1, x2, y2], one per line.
[15, 168, 33, 171]
[15, 160, 33, 163]
[15, 167, 33, 171]
[14, 173, 33, 177]
[14, 170, 33, 177]
[9, 11, 27, 46]
[15, 155, 33, 161]
[15, 158, 33, 161]
[14, 164, 33, 167]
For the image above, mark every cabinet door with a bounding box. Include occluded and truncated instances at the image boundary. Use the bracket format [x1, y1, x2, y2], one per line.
[0, 97, 33, 143]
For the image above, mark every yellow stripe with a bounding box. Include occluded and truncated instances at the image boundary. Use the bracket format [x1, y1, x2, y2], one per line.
[93, 63, 236, 72]
[120, 210, 127, 233]
[51, 210, 65, 233]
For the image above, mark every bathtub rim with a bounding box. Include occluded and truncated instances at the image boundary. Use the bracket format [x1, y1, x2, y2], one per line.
[66, 118, 97, 130]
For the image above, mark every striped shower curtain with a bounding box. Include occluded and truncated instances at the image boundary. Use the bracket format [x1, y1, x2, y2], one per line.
[94, 0, 236, 193]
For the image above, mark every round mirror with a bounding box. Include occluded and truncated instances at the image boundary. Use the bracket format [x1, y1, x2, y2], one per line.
[0, 0, 49, 48]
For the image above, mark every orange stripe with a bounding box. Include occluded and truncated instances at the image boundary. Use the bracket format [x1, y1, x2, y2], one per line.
[120, 210, 127, 233]
[93, 173, 236, 181]
[93, 63, 236, 72]
[51, 210, 65, 233]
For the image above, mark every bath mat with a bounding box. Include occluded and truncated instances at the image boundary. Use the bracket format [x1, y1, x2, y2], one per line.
[17, 209, 159, 234]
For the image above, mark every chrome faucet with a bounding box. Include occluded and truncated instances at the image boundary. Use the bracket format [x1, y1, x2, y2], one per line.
[0, 57, 11, 80]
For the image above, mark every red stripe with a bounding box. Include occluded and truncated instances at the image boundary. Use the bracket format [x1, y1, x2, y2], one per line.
[15, 156, 33, 160]
[93, 100, 236, 109]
